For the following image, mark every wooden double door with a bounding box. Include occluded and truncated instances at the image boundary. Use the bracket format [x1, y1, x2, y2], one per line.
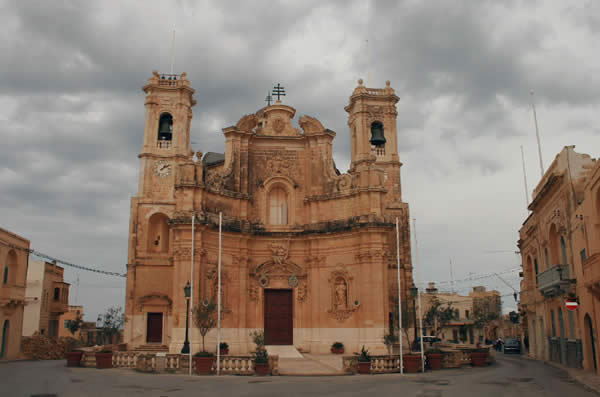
[264, 289, 293, 345]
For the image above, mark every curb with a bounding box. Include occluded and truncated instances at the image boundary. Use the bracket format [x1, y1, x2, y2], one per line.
[524, 355, 600, 395]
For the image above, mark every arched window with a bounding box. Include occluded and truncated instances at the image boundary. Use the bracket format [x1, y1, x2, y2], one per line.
[3, 250, 17, 285]
[369, 121, 386, 155]
[147, 213, 170, 253]
[269, 186, 288, 225]
[157, 113, 173, 142]
[1, 320, 9, 359]
[560, 236, 567, 265]
[549, 224, 561, 266]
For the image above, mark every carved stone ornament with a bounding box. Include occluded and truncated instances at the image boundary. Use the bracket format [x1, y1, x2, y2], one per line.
[273, 118, 285, 134]
[137, 293, 173, 313]
[204, 265, 231, 314]
[327, 268, 359, 322]
[266, 156, 291, 177]
[250, 244, 308, 302]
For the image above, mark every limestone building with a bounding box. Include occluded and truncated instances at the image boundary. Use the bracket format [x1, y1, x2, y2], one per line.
[125, 72, 413, 354]
[519, 146, 598, 372]
[0, 227, 30, 360]
[22, 260, 70, 338]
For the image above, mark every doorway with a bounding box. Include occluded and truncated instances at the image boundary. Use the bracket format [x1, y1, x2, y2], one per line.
[146, 313, 163, 344]
[264, 289, 293, 345]
[1, 320, 9, 358]
[585, 314, 597, 371]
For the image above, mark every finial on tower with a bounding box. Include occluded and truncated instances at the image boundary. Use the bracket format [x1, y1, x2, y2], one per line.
[272, 83, 286, 103]
[358, 78, 364, 86]
[265, 92, 273, 106]
[386, 80, 390, 87]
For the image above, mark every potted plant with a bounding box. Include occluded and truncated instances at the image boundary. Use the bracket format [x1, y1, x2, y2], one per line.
[426, 348, 444, 370]
[331, 342, 344, 354]
[193, 300, 217, 375]
[470, 347, 489, 367]
[402, 353, 422, 373]
[357, 346, 371, 374]
[65, 312, 84, 367]
[219, 342, 229, 355]
[250, 330, 269, 376]
[95, 349, 113, 369]
[66, 350, 83, 367]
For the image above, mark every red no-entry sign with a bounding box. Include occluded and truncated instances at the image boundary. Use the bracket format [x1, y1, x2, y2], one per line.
[565, 298, 578, 311]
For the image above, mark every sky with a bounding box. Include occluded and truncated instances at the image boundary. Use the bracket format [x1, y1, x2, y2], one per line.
[2, 0, 600, 321]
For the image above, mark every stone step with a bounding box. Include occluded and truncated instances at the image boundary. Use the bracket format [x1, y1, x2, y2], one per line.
[133, 344, 169, 352]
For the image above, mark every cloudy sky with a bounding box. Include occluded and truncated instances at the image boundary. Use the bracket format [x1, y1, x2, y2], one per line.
[2, 0, 600, 321]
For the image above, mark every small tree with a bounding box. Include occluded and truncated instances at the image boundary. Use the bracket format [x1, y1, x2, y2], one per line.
[424, 296, 456, 337]
[250, 330, 268, 363]
[67, 312, 84, 337]
[383, 333, 398, 356]
[389, 294, 415, 348]
[473, 299, 499, 340]
[193, 300, 217, 353]
[100, 306, 125, 345]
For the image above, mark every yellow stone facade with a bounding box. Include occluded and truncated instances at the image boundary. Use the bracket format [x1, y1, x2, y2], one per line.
[0, 227, 30, 360]
[519, 146, 600, 373]
[125, 72, 413, 354]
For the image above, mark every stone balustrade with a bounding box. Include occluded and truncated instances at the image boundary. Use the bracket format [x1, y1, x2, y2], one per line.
[370, 356, 401, 373]
[97, 352, 279, 376]
[113, 351, 138, 368]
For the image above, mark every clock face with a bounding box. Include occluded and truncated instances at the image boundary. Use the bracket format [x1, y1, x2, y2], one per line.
[154, 160, 171, 177]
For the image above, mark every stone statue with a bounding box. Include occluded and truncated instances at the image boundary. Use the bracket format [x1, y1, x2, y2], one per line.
[334, 279, 347, 309]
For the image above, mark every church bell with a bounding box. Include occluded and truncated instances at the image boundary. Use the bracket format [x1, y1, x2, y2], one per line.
[369, 122, 386, 146]
[158, 119, 172, 135]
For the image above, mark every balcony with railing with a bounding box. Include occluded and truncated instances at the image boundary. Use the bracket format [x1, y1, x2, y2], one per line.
[157, 140, 172, 149]
[583, 253, 600, 296]
[537, 264, 571, 297]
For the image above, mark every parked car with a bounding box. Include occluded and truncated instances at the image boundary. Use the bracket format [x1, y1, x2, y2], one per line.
[503, 338, 521, 354]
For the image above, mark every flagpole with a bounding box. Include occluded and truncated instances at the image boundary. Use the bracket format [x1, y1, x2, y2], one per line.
[530, 90, 544, 178]
[413, 218, 425, 373]
[189, 213, 195, 376]
[396, 217, 404, 374]
[216, 212, 222, 375]
[520, 145, 530, 209]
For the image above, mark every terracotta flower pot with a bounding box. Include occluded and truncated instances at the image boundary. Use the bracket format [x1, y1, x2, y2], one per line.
[403, 354, 422, 373]
[330, 347, 344, 354]
[220, 348, 229, 355]
[95, 352, 113, 369]
[254, 362, 269, 376]
[358, 361, 371, 374]
[66, 351, 83, 367]
[426, 353, 444, 370]
[194, 356, 215, 375]
[471, 352, 488, 367]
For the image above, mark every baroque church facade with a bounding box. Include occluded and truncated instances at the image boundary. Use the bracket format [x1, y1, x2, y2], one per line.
[125, 71, 413, 354]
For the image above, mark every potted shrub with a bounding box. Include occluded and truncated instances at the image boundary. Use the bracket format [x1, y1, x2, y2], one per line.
[357, 346, 371, 374]
[470, 347, 489, 367]
[402, 353, 422, 373]
[95, 349, 113, 369]
[426, 348, 444, 370]
[251, 330, 269, 376]
[219, 342, 229, 355]
[193, 300, 217, 375]
[331, 342, 344, 354]
[66, 350, 83, 367]
[194, 351, 216, 374]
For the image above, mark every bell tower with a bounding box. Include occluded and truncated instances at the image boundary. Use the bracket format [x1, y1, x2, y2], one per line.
[345, 79, 403, 199]
[137, 71, 196, 197]
[345, 79, 400, 166]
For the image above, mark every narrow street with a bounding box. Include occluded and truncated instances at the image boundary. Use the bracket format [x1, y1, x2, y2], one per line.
[1, 355, 594, 397]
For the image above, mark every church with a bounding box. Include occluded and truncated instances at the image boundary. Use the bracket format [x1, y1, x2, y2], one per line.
[124, 71, 414, 354]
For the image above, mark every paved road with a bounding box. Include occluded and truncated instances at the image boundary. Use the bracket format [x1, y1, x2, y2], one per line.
[0, 354, 595, 397]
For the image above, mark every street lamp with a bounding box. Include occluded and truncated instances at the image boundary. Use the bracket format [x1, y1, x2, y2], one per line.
[410, 284, 419, 349]
[181, 281, 191, 354]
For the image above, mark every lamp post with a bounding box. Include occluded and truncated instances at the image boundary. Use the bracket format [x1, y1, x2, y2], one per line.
[410, 284, 418, 349]
[181, 281, 191, 354]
